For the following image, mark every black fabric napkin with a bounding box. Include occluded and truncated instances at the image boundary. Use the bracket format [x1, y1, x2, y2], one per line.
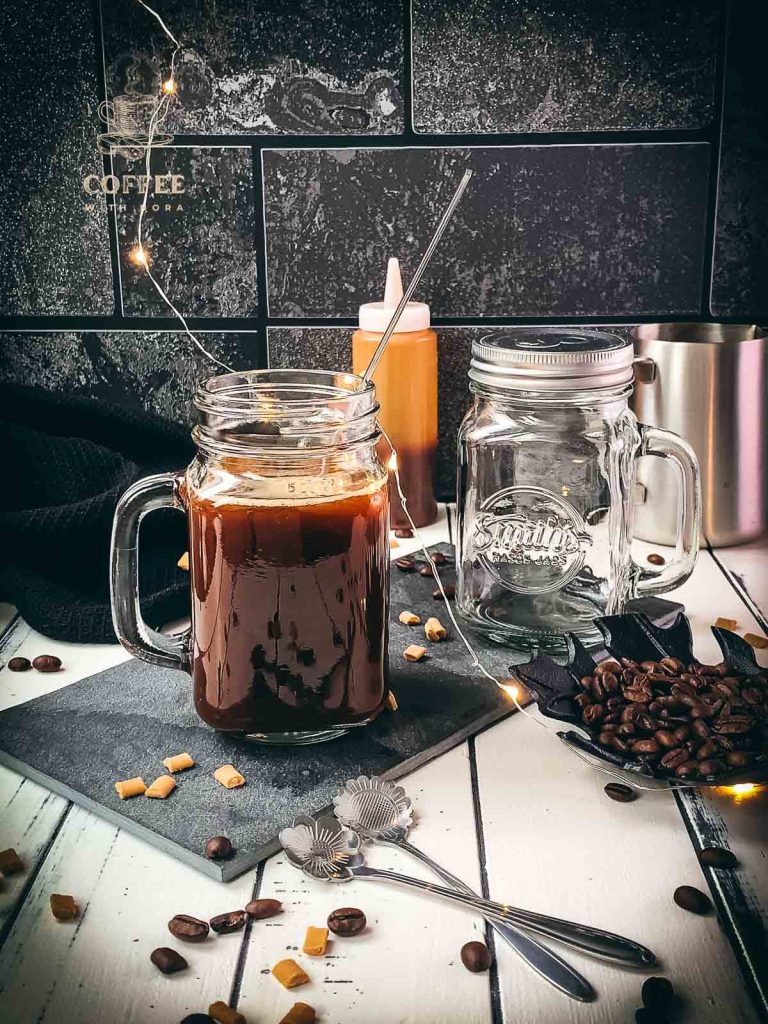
[0, 384, 194, 643]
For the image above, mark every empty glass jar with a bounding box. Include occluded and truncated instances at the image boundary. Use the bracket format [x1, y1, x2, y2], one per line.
[456, 330, 702, 651]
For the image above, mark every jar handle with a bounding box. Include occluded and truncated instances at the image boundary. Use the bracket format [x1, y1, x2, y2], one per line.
[633, 425, 701, 596]
[110, 472, 191, 672]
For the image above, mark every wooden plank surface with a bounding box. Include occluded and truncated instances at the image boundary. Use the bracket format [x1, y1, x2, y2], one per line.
[0, 515, 765, 1024]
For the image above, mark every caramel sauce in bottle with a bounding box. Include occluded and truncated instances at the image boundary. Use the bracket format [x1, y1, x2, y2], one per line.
[188, 484, 389, 733]
[352, 258, 438, 528]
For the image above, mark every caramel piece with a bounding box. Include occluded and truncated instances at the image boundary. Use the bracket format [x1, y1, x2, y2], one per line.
[271, 958, 310, 989]
[389, 538, 400, 549]
[424, 617, 447, 642]
[208, 1000, 246, 1024]
[178, 551, 189, 571]
[279, 1004, 316, 1024]
[50, 893, 78, 921]
[0, 848, 23, 875]
[302, 925, 329, 956]
[403, 645, 427, 662]
[162, 751, 195, 773]
[386, 690, 399, 711]
[744, 632, 768, 649]
[114, 777, 146, 800]
[715, 617, 738, 630]
[214, 764, 245, 789]
[145, 775, 177, 799]
[398, 611, 421, 625]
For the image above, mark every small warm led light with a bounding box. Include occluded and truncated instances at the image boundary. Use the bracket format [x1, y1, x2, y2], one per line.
[726, 783, 756, 796]
[501, 681, 521, 702]
[387, 451, 398, 471]
[162, 78, 176, 94]
[129, 244, 149, 268]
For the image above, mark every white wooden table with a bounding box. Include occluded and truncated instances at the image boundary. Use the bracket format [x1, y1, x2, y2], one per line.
[1, 510, 767, 1024]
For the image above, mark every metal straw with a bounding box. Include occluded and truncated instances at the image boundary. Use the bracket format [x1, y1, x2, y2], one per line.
[362, 168, 473, 383]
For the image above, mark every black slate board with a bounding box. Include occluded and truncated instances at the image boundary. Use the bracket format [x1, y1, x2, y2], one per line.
[0, 545, 522, 882]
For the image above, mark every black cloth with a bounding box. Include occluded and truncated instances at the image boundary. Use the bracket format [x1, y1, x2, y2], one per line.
[0, 384, 194, 643]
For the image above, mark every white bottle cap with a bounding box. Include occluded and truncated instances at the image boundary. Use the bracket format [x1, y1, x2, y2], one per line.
[358, 257, 431, 333]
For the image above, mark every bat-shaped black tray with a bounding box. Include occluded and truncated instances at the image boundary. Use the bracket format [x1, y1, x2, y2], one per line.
[516, 611, 768, 790]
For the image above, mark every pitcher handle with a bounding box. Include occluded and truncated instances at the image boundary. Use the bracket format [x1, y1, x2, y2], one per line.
[110, 472, 190, 671]
[634, 425, 701, 596]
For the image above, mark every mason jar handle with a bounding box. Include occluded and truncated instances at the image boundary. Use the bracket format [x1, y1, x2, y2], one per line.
[110, 472, 191, 672]
[634, 425, 701, 595]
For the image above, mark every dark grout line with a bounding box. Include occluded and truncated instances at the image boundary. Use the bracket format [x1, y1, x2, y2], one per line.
[467, 736, 504, 1024]
[228, 858, 265, 1009]
[0, 802, 72, 948]
[402, 0, 414, 133]
[249, 146, 270, 366]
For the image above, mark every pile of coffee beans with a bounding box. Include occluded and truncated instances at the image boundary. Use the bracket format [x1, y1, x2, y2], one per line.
[575, 656, 768, 780]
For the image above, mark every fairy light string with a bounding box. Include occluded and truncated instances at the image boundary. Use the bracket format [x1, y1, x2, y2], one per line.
[129, 0, 234, 373]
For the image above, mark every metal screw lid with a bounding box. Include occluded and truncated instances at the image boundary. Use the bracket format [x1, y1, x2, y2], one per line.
[469, 328, 635, 391]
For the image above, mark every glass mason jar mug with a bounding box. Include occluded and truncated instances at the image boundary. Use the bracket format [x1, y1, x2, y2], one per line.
[456, 330, 702, 651]
[110, 370, 390, 745]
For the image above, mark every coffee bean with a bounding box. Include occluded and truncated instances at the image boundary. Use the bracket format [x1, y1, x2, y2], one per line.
[599, 730, 616, 746]
[611, 735, 632, 754]
[210, 910, 246, 934]
[431, 551, 449, 565]
[460, 940, 492, 972]
[642, 976, 675, 1010]
[418, 563, 434, 577]
[647, 553, 666, 566]
[596, 660, 621, 676]
[632, 739, 660, 754]
[691, 719, 711, 739]
[660, 657, 685, 674]
[604, 783, 636, 803]
[151, 947, 188, 974]
[7, 657, 31, 672]
[673, 725, 691, 742]
[660, 748, 689, 770]
[205, 836, 234, 861]
[245, 898, 282, 920]
[624, 688, 652, 703]
[327, 907, 366, 936]
[675, 761, 699, 778]
[696, 740, 719, 760]
[725, 751, 749, 768]
[653, 730, 677, 749]
[168, 914, 209, 942]
[697, 759, 725, 776]
[394, 528, 413, 538]
[433, 584, 455, 600]
[699, 846, 738, 869]
[395, 557, 416, 573]
[583, 704, 604, 725]
[574, 693, 592, 710]
[674, 885, 712, 915]
[32, 655, 61, 673]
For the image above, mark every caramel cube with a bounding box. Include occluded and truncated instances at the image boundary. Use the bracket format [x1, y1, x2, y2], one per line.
[208, 1001, 246, 1024]
[50, 893, 78, 921]
[744, 632, 768, 649]
[279, 1004, 316, 1024]
[177, 551, 189, 571]
[214, 764, 245, 789]
[398, 611, 421, 625]
[162, 751, 195, 773]
[0, 848, 23, 876]
[386, 690, 399, 711]
[302, 925, 329, 956]
[114, 777, 146, 800]
[715, 617, 738, 630]
[271, 958, 310, 989]
[424, 617, 447, 642]
[145, 775, 177, 799]
[403, 645, 427, 662]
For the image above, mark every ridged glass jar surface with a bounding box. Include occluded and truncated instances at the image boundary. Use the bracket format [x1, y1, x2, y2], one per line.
[455, 330, 701, 652]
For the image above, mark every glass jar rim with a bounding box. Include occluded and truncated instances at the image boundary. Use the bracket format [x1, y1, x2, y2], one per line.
[193, 368, 380, 453]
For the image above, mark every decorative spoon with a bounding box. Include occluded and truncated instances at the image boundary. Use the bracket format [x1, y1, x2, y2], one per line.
[278, 812, 656, 968]
[333, 776, 594, 1001]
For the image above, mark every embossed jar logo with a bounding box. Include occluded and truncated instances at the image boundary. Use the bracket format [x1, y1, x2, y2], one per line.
[472, 486, 592, 595]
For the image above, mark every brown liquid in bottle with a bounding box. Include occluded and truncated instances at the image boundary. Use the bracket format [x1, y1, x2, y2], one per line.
[188, 484, 389, 733]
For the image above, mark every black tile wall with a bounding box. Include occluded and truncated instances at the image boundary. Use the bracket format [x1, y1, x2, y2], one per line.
[101, 0, 403, 135]
[268, 325, 630, 500]
[114, 147, 258, 318]
[710, 2, 768, 317]
[0, 0, 113, 315]
[263, 146, 710, 317]
[412, 0, 721, 134]
[0, 333, 259, 423]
